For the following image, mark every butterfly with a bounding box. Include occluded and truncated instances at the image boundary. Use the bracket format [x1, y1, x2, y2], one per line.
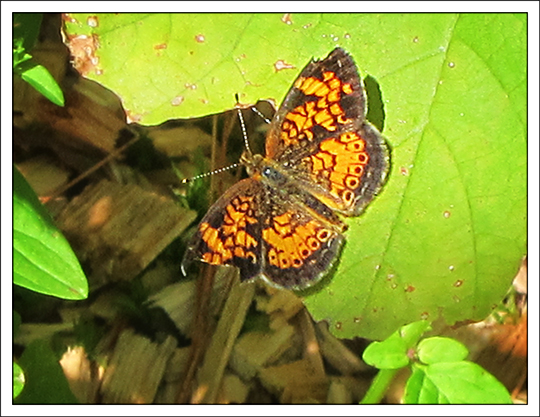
[182, 48, 389, 290]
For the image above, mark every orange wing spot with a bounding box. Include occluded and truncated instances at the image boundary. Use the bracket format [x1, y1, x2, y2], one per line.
[274, 220, 292, 235]
[268, 247, 279, 266]
[345, 176, 360, 189]
[303, 117, 314, 131]
[314, 109, 335, 130]
[345, 139, 365, 152]
[358, 152, 369, 163]
[307, 236, 320, 250]
[323, 71, 336, 82]
[337, 115, 350, 124]
[329, 103, 343, 116]
[274, 212, 292, 225]
[278, 252, 291, 268]
[200, 223, 233, 264]
[234, 247, 246, 257]
[340, 132, 359, 142]
[296, 76, 313, 91]
[328, 77, 341, 91]
[292, 258, 303, 267]
[224, 236, 234, 248]
[320, 137, 343, 154]
[286, 112, 308, 130]
[236, 230, 257, 248]
[349, 164, 364, 176]
[317, 96, 328, 109]
[238, 200, 251, 211]
[342, 83, 353, 94]
[295, 105, 308, 117]
[327, 89, 340, 103]
[201, 223, 219, 246]
[301, 77, 329, 97]
[262, 227, 277, 245]
[294, 238, 312, 260]
[226, 204, 244, 223]
[342, 190, 354, 204]
[317, 229, 331, 241]
[305, 101, 318, 117]
[293, 220, 316, 242]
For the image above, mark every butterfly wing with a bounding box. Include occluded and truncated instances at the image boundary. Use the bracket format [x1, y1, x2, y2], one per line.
[265, 48, 389, 216]
[182, 178, 264, 282]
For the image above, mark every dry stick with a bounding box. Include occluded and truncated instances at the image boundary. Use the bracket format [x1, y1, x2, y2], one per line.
[176, 263, 216, 403]
[193, 276, 255, 404]
[176, 113, 233, 403]
[46, 134, 141, 201]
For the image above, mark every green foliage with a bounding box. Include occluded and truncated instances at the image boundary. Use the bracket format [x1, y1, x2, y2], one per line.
[13, 13, 65, 106]
[13, 165, 88, 300]
[361, 321, 512, 404]
[363, 321, 431, 369]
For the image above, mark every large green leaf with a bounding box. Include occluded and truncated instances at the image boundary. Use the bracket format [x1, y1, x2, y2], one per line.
[63, 14, 527, 339]
[305, 14, 527, 339]
[13, 165, 88, 300]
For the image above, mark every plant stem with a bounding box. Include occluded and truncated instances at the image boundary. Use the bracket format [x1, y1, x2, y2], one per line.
[360, 368, 399, 404]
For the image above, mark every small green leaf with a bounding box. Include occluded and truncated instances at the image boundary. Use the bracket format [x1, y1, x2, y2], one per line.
[15, 340, 79, 404]
[13, 165, 88, 300]
[13, 362, 25, 399]
[404, 362, 512, 404]
[17, 60, 65, 106]
[417, 336, 469, 364]
[12, 42, 32, 68]
[363, 333, 409, 369]
[398, 320, 432, 347]
[404, 366, 447, 404]
[363, 321, 430, 369]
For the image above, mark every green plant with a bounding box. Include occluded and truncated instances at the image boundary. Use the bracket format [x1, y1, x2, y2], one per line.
[13, 13, 87, 401]
[13, 13, 64, 106]
[361, 321, 512, 404]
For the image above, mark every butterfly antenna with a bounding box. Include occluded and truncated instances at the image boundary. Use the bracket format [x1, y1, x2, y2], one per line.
[236, 105, 254, 157]
[181, 162, 240, 184]
[250, 106, 272, 124]
[183, 96, 253, 184]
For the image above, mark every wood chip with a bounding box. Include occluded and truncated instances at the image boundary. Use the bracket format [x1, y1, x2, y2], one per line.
[229, 325, 296, 381]
[59, 346, 100, 403]
[56, 179, 196, 284]
[100, 329, 177, 403]
[315, 321, 369, 375]
[259, 359, 328, 404]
